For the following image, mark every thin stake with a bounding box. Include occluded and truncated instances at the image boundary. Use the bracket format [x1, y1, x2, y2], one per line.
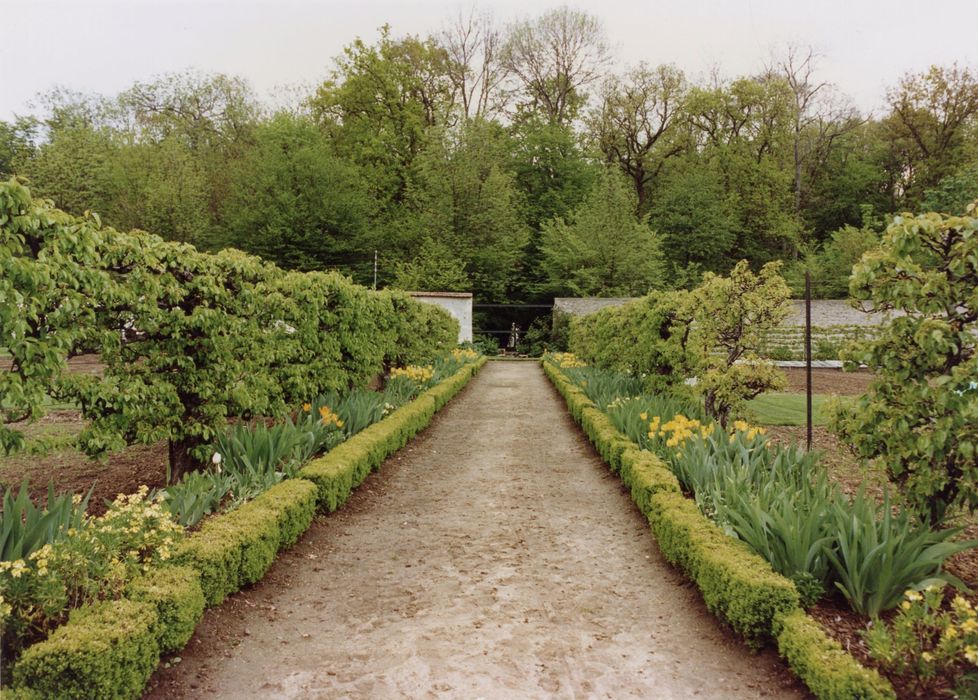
[805, 270, 813, 451]
[373, 250, 378, 290]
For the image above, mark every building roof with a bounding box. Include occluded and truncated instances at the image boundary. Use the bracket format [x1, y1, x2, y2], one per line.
[406, 291, 473, 299]
[553, 297, 637, 316]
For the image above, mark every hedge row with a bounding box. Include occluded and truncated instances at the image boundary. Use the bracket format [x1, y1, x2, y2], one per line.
[566, 294, 687, 390]
[0, 178, 459, 460]
[542, 359, 894, 699]
[10, 359, 486, 699]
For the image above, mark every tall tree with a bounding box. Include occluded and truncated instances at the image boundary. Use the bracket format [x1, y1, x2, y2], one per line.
[540, 167, 665, 296]
[882, 63, 978, 207]
[219, 113, 375, 275]
[588, 63, 688, 213]
[401, 120, 529, 301]
[768, 46, 863, 222]
[501, 7, 611, 125]
[440, 9, 508, 120]
[311, 27, 456, 212]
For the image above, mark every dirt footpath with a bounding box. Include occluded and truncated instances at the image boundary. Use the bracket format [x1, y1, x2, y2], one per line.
[145, 361, 804, 699]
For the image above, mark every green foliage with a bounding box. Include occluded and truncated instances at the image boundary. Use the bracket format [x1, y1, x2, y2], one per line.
[1, 481, 90, 561]
[823, 490, 973, 617]
[561, 366, 645, 411]
[774, 609, 896, 700]
[683, 260, 791, 426]
[543, 358, 799, 648]
[833, 204, 978, 521]
[568, 293, 690, 392]
[12, 599, 160, 700]
[218, 113, 375, 272]
[0, 180, 458, 478]
[540, 167, 665, 296]
[2, 488, 183, 668]
[647, 158, 740, 277]
[127, 565, 205, 653]
[158, 470, 231, 529]
[174, 478, 319, 606]
[864, 586, 978, 697]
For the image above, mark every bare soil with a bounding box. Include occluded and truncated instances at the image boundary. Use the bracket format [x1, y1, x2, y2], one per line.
[779, 367, 873, 395]
[144, 362, 804, 699]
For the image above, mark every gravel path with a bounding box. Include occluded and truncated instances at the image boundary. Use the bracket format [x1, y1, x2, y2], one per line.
[145, 361, 804, 699]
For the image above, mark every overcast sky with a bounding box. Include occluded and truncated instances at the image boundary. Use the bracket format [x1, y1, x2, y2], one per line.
[2, 0, 976, 121]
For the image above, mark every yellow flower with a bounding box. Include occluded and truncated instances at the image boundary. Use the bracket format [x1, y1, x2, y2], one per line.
[639, 412, 648, 421]
[302, 402, 311, 412]
[901, 601, 912, 611]
[965, 645, 978, 664]
[922, 651, 934, 663]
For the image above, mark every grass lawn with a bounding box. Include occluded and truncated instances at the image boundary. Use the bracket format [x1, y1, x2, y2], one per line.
[746, 392, 852, 426]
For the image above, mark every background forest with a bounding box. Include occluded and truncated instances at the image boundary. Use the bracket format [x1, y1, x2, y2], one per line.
[3, 7, 978, 306]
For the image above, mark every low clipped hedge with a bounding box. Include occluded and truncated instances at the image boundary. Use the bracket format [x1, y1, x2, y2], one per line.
[543, 358, 893, 699]
[174, 478, 319, 606]
[9, 358, 485, 699]
[13, 600, 160, 700]
[128, 565, 206, 654]
[774, 610, 896, 700]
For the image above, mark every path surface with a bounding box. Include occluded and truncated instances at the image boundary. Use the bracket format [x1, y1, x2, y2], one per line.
[146, 361, 804, 699]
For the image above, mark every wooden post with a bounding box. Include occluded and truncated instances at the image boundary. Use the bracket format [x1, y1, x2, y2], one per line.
[805, 270, 813, 451]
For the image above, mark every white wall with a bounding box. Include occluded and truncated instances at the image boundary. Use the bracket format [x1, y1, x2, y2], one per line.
[409, 293, 473, 344]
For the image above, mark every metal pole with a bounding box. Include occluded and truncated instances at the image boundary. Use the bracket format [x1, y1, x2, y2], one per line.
[373, 250, 378, 290]
[805, 270, 813, 451]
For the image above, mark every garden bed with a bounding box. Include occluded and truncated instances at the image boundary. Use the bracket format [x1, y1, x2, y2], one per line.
[542, 356, 896, 700]
[3, 357, 486, 699]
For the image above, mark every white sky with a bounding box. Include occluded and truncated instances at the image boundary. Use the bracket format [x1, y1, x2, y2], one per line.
[1, 0, 977, 121]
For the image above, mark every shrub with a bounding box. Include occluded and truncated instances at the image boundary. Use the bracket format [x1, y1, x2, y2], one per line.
[864, 586, 978, 697]
[12, 599, 160, 699]
[834, 203, 978, 522]
[682, 260, 790, 426]
[775, 609, 896, 700]
[1, 487, 183, 662]
[568, 292, 689, 392]
[127, 565, 205, 653]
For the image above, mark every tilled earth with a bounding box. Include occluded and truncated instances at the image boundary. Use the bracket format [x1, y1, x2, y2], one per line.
[144, 361, 804, 699]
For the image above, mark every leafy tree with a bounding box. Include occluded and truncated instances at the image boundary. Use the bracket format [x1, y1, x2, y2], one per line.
[539, 167, 665, 296]
[882, 64, 978, 207]
[311, 27, 455, 212]
[921, 164, 978, 215]
[392, 237, 470, 292]
[682, 261, 791, 426]
[400, 120, 528, 300]
[501, 7, 611, 124]
[218, 113, 375, 274]
[587, 63, 688, 212]
[647, 158, 740, 278]
[833, 203, 978, 522]
[0, 118, 37, 178]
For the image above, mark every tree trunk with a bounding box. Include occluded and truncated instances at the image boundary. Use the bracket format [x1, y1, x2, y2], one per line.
[167, 438, 202, 484]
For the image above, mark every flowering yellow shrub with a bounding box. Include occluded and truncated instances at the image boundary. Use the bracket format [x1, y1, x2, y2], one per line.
[390, 365, 435, 384]
[865, 585, 978, 694]
[549, 352, 587, 369]
[0, 487, 184, 662]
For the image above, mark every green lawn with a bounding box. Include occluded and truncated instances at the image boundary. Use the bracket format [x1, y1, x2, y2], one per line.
[746, 392, 851, 426]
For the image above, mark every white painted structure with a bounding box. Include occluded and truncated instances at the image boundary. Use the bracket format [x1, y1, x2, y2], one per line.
[408, 292, 473, 344]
